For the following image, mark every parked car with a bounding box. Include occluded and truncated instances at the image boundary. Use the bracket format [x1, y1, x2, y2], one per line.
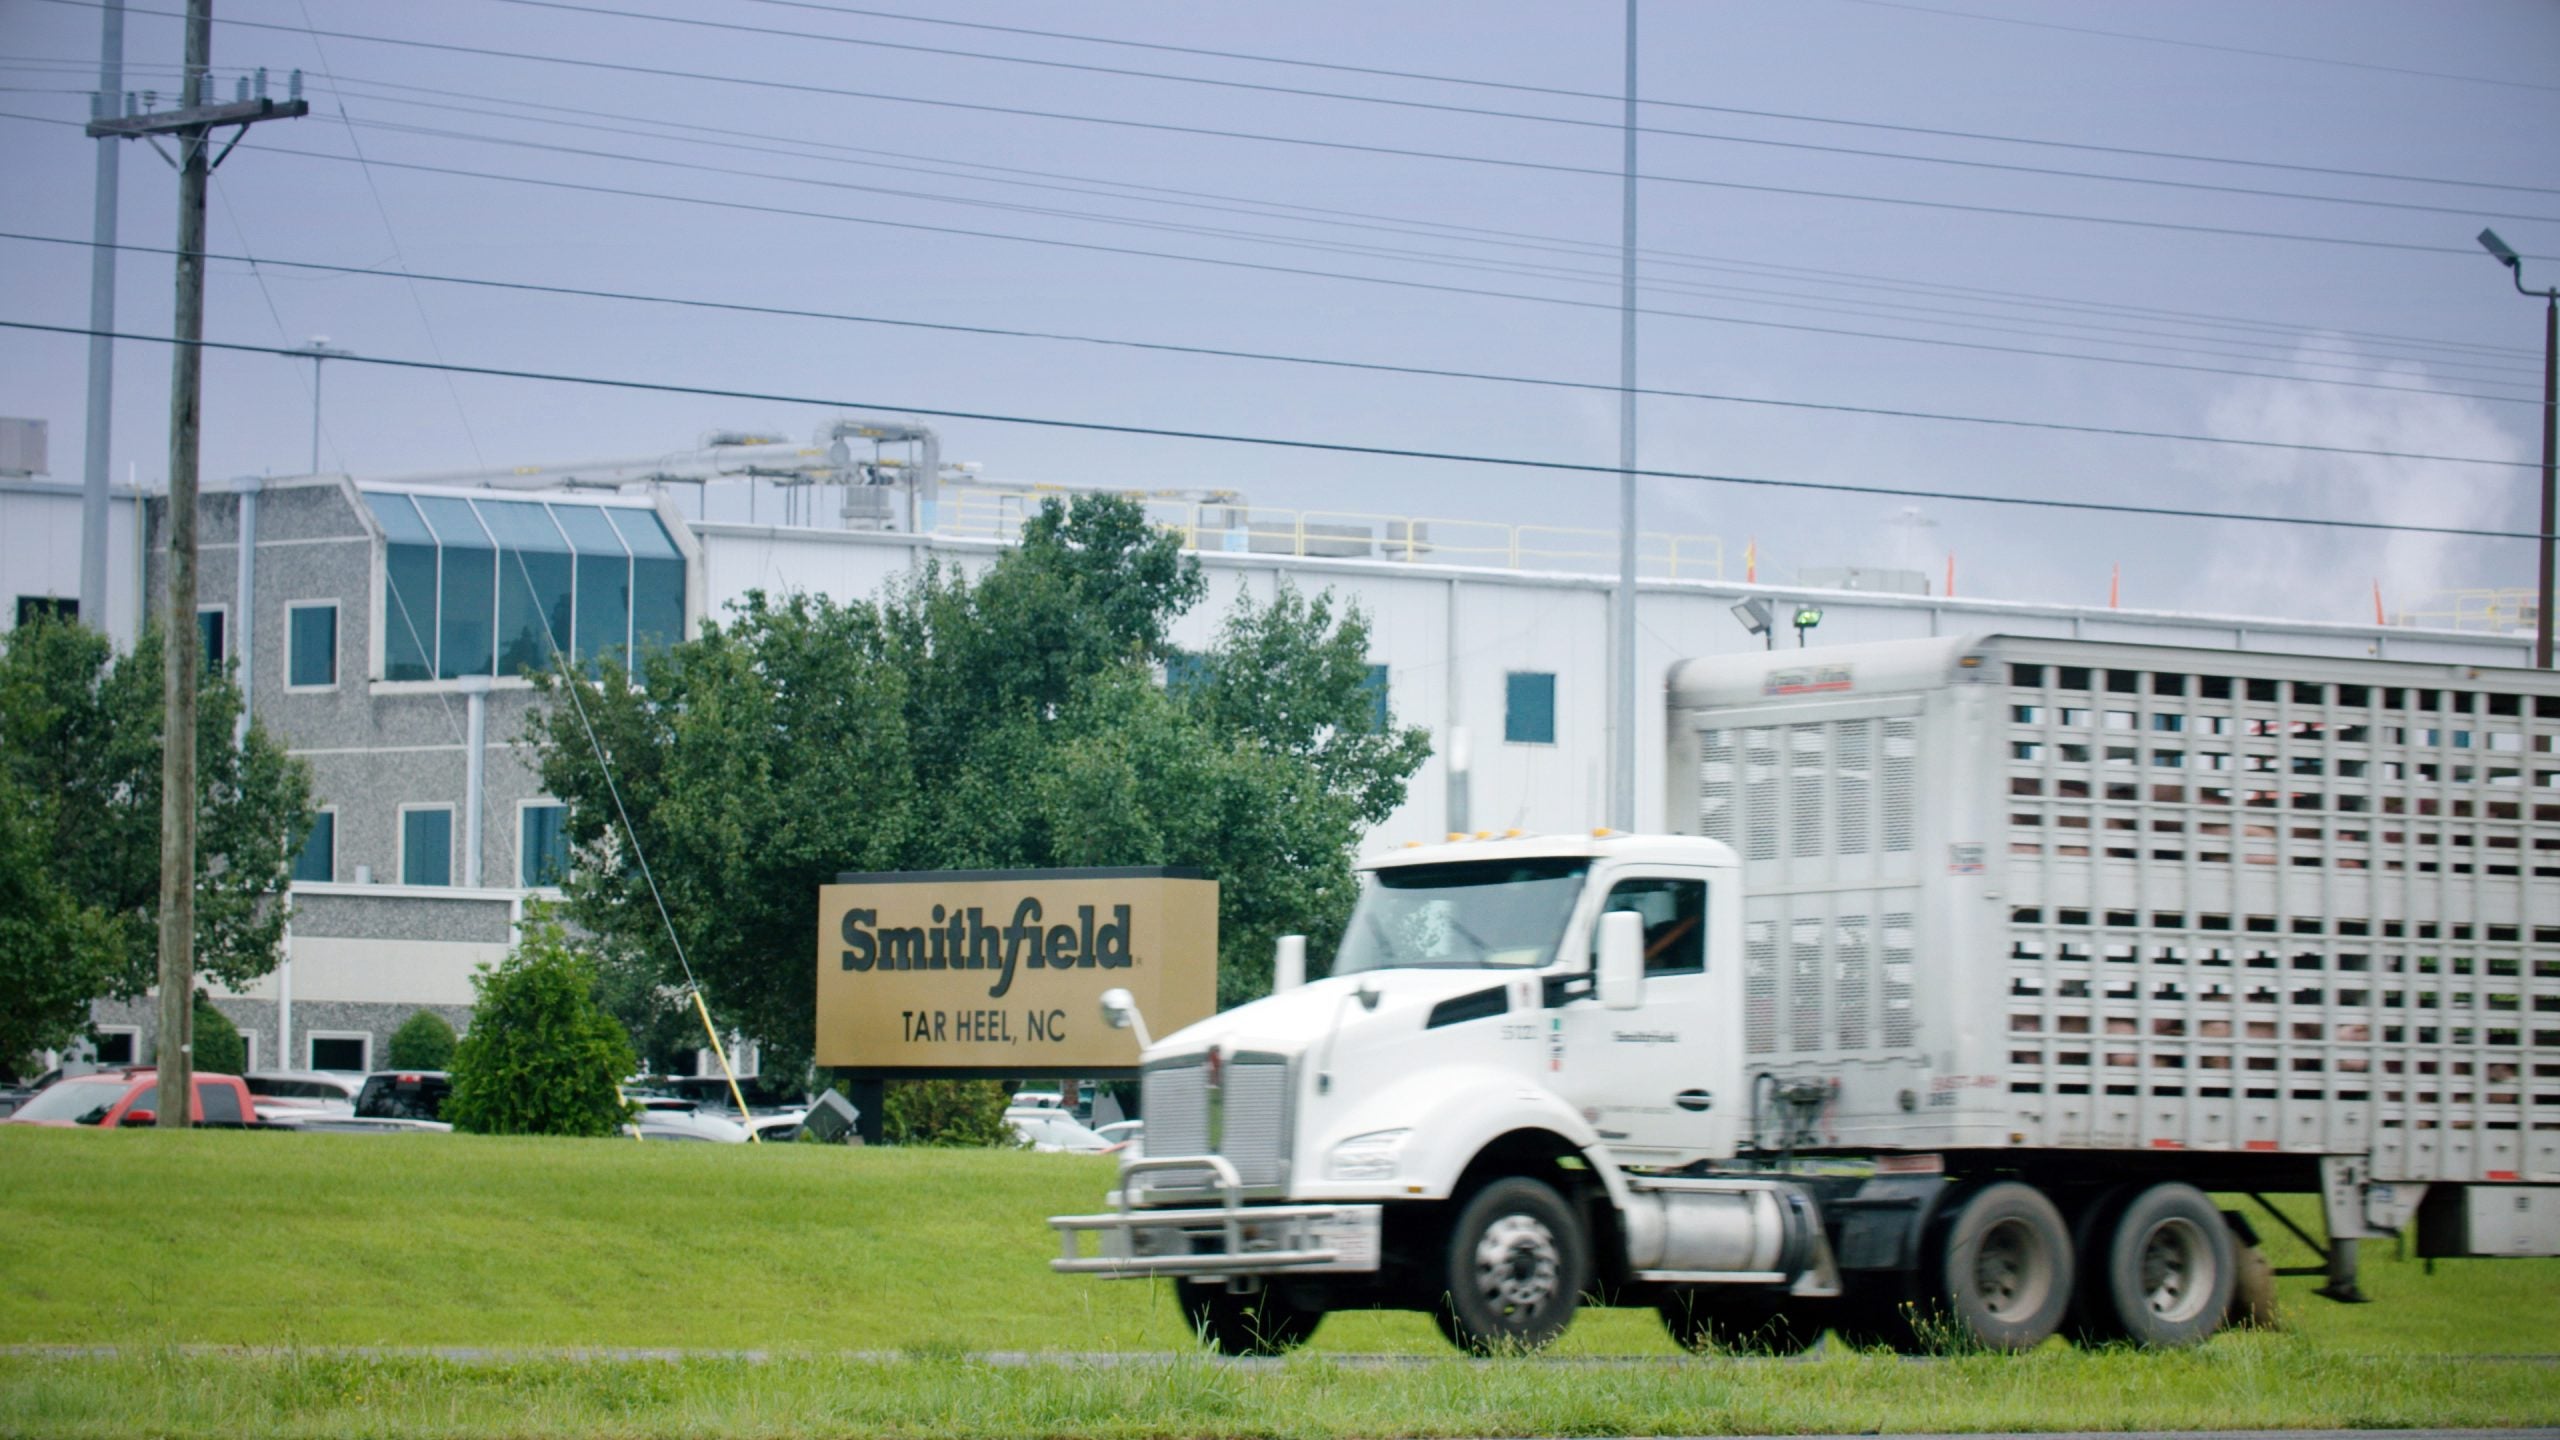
[242, 1070, 360, 1123]
[1, 1069, 257, 1128]
[351, 1070, 452, 1124]
[638, 1076, 809, 1141]
[1004, 1108, 1115, 1154]
[625, 1098, 751, 1144]
[1093, 1119, 1143, 1152]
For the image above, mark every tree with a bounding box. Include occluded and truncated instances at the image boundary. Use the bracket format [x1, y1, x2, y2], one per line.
[525, 493, 1429, 1069]
[0, 765, 120, 1076]
[444, 907, 636, 1138]
[0, 617, 312, 1009]
[190, 996, 245, 1075]
[387, 1010, 457, 1071]
[882, 1079, 1013, 1146]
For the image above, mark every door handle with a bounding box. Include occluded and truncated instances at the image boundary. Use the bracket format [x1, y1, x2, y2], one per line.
[1674, 1088, 1713, 1113]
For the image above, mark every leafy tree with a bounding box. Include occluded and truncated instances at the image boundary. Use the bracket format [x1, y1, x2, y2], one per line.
[444, 907, 637, 1138]
[525, 493, 1429, 1069]
[882, 1079, 1013, 1146]
[0, 617, 312, 1008]
[0, 766, 120, 1077]
[190, 995, 245, 1075]
[387, 1010, 458, 1071]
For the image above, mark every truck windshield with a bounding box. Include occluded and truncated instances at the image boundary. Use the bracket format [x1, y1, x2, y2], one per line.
[1333, 858, 1590, 974]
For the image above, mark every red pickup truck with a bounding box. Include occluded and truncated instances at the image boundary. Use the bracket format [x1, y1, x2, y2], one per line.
[2, 1069, 258, 1128]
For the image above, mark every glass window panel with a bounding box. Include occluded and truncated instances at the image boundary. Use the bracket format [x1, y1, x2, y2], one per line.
[288, 604, 337, 687]
[293, 811, 335, 883]
[521, 803, 569, 888]
[1164, 649, 1210, 695]
[476, 500, 574, 676]
[402, 807, 453, 887]
[1507, 672, 1557, 744]
[370, 492, 440, 683]
[413, 497, 494, 680]
[604, 510, 685, 671]
[1361, 663, 1390, 731]
[196, 608, 226, 669]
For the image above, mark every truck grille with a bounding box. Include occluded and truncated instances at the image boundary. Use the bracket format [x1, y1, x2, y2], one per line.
[1140, 1053, 1291, 1193]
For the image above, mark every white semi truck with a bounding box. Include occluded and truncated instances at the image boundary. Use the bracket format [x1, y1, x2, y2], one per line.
[1050, 634, 2560, 1354]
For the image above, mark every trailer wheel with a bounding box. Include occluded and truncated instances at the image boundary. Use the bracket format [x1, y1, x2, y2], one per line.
[1919, 1181, 2073, 1351]
[1173, 1278, 1324, 1356]
[1656, 1289, 1823, 1355]
[2079, 1182, 2234, 1349]
[1435, 1176, 1585, 1353]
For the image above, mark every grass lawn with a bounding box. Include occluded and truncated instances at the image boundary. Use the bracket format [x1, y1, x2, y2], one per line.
[1, 1127, 2554, 1436]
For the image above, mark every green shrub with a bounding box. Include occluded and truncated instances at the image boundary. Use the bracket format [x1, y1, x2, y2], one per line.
[189, 995, 245, 1075]
[386, 1010, 457, 1071]
[444, 907, 635, 1138]
[882, 1079, 1013, 1146]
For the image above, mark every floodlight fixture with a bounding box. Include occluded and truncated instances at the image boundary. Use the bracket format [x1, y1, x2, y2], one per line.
[1792, 604, 1824, 648]
[1731, 597, 1775, 650]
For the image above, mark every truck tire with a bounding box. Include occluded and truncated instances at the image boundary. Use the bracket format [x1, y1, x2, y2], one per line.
[2079, 1182, 2234, 1349]
[1657, 1288, 1824, 1355]
[1925, 1181, 2073, 1351]
[1173, 1278, 1323, 1356]
[1436, 1176, 1586, 1353]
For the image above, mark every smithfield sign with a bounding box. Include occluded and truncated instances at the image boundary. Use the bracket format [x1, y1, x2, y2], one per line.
[814, 866, 1218, 1074]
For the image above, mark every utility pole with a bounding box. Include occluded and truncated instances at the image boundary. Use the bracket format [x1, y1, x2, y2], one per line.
[79, 0, 124, 635]
[87, 0, 305, 1127]
[1609, 0, 1640, 832]
[290, 338, 353, 474]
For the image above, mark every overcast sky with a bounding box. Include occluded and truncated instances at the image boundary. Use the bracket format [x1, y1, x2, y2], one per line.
[3, 0, 2555, 625]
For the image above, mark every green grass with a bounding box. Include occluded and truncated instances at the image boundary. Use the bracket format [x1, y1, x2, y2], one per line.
[1, 1128, 2556, 1436]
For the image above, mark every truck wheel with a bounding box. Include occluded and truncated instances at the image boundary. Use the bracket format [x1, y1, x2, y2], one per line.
[1436, 1177, 1585, 1353]
[1927, 1181, 2072, 1351]
[2081, 1182, 2234, 1349]
[1657, 1288, 1822, 1354]
[1173, 1278, 1323, 1356]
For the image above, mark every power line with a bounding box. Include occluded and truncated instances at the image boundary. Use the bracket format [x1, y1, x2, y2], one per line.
[293, 89, 2542, 384]
[4, 228, 2532, 473]
[1835, 0, 2560, 95]
[479, 0, 2560, 229]
[304, 107, 2543, 388]
[725, 0, 2560, 197]
[297, 67, 2538, 365]
[7, 104, 2535, 408]
[0, 317, 2533, 543]
[7, 59, 2540, 370]
[24, 0, 2536, 261]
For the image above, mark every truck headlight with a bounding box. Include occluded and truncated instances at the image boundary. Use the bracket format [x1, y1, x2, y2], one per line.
[1326, 1128, 1412, 1181]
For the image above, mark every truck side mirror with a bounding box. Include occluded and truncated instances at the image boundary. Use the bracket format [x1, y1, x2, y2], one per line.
[1272, 935, 1306, 995]
[1098, 987, 1152, 1049]
[1597, 910, 1645, 1011]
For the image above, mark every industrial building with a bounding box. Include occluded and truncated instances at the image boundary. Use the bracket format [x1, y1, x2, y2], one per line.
[0, 423, 2535, 1074]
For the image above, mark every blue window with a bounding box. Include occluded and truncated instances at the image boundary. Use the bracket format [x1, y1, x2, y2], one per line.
[288, 603, 337, 688]
[1361, 663, 1390, 731]
[1164, 650, 1211, 695]
[368, 492, 440, 682]
[414, 496, 495, 681]
[478, 499, 575, 676]
[292, 811, 335, 883]
[521, 803, 570, 888]
[1506, 672, 1556, 744]
[196, 608, 226, 669]
[364, 492, 685, 683]
[401, 807, 453, 887]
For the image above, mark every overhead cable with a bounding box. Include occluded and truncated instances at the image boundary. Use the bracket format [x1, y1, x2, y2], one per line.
[0, 318, 2533, 543]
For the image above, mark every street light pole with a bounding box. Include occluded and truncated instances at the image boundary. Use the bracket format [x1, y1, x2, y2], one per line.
[2477, 229, 2557, 670]
[290, 337, 352, 475]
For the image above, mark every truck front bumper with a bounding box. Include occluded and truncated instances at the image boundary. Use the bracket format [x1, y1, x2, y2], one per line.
[1049, 1154, 1383, 1278]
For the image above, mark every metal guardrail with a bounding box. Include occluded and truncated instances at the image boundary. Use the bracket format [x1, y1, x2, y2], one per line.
[934, 489, 1727, 580]
[2392, 588, 2539, 632]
